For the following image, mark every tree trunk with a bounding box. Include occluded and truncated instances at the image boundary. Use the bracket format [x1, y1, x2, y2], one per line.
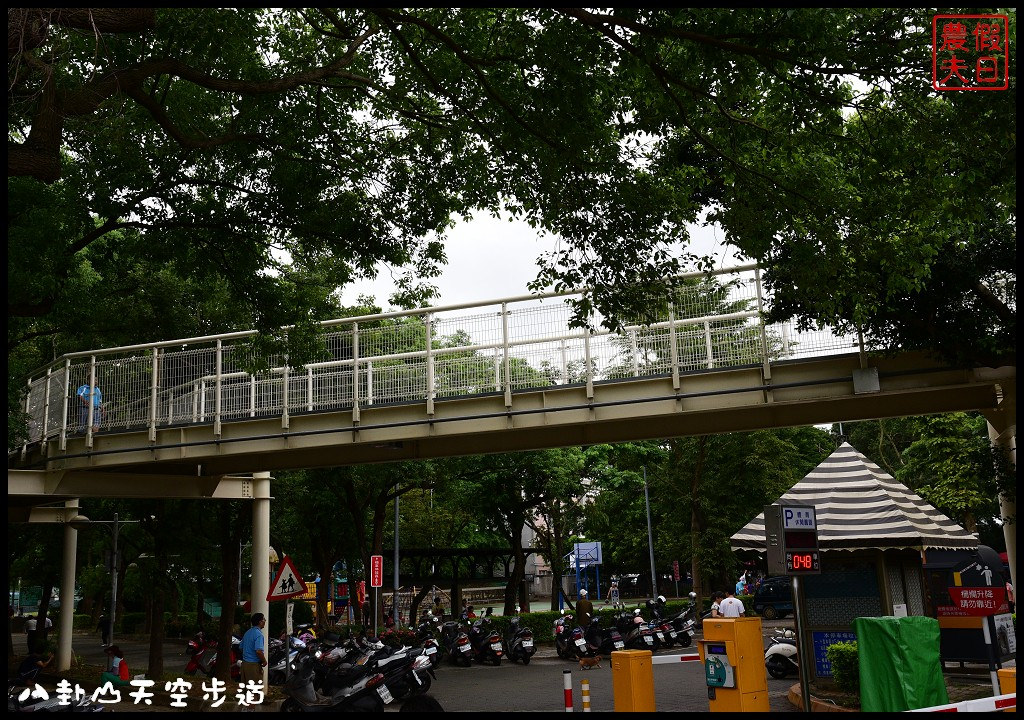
[215, 503, 241, 680]
[34, 583, 53, 653]
[409, 583, 432, 625]
[689, 437, 708, 610]
[503, 530, 526, 615]
[450, 557, 461, 619]
[147, 578, 166, 677]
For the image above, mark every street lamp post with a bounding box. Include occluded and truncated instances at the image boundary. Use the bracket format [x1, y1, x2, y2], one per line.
[643, 467, 658, 598]
[69, 513, 138, 660]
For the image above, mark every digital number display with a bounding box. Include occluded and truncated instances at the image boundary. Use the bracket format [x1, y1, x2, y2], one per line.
[787, 552, 818, 572]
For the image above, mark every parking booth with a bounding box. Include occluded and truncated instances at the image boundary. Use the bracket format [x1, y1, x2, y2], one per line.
[697, 617, 770, 712]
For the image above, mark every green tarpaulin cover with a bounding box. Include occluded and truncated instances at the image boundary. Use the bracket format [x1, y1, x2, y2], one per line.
[854, 616, 949, 712]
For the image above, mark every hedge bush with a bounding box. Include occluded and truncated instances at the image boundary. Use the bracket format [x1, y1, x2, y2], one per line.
[826, 641, 860, 693]
[164, 612, 199, 638]
[119, 611, 148, 634]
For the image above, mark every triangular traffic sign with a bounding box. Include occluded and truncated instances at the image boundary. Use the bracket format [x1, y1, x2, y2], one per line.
[267, 555, 308, 601]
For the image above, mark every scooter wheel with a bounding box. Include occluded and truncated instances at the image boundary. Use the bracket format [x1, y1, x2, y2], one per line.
[521, 654, 531, 665]
[677, 634, 692, 648]
[411, 674, 432, 696]
[281, 698, 302, 712]
[491, 655, 502, 666]
[766, 656, 790, 680]
[349, 696, 385, 712]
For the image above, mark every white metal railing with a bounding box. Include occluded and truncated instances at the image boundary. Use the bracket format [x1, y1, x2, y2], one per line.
[19, 264, 859, 449]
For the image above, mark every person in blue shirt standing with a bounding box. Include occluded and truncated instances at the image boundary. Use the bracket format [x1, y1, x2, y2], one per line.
[240, 613, 267, 699]
[76, 382, 104, 433]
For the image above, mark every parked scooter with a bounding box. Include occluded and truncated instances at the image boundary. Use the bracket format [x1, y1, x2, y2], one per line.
[376, 645, 436, 701]
[8, 678, 106, 713]
[764, 628, 799, 679]
[414, 613, 444, 668]
[280, 651, 386, 712]
[506, 616, 536, 665]
[657, 592, 698, 648]
[553, 611, 578, 659]
[268, 634, 306, 685]
[227, 633, 242, 681]
[184, 630, 218, 677]
[646, 596, 681, 648]
[584, 615, 625, 656]
[441, 620, 473, 666]
[616, 609, 659, 651]
[467, 613, 505, 665]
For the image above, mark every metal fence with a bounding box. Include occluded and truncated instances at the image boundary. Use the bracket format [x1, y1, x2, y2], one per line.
[20, 263, 859, 447]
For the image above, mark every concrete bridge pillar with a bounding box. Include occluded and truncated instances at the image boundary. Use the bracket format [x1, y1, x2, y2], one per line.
[251, 471, 271, 687]
[56, 498, 80, 671]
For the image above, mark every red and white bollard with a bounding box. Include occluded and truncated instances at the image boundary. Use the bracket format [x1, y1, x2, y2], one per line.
[581, 677, 591, 712]
[563, 669, 573, 712]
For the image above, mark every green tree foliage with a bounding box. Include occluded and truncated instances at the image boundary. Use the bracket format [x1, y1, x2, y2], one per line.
[442, 449, 585, 615]
[272, 469, 369, 629]
[526, 447, 596, 611]
[583, 429, 830, 605]
[8, 8, 1014, 374]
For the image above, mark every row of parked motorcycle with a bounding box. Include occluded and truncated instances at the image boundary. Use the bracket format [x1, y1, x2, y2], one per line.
[554, 593, 702, 660]
[425, 608, 537, 667]
[553, 592, 800, 680]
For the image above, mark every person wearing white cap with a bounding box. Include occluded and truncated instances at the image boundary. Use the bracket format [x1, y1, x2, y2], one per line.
[577, 588, 594, 632]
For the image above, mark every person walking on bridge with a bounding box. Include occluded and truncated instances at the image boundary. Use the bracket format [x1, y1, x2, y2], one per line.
[76, 382, 105, 433]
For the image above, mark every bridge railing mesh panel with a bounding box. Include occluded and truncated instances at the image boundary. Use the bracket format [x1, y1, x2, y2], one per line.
[18, 265, 865, 445]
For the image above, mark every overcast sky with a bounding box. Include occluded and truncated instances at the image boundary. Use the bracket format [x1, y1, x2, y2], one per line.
[340, 213, 740, 310]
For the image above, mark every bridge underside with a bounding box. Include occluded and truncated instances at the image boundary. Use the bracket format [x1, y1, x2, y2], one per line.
[9, 352, 1014, 507]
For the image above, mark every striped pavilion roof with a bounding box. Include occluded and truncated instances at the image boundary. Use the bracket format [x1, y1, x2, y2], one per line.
[731, 442, 979, 552]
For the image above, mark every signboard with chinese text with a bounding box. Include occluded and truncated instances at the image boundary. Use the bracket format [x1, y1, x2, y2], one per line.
[765, 504, 821, 575]
[370, 555, 384, 588]
[812, 631, 857, 677]
[932, 14, 1010, 90]
[945, 586, 1008, 617]
[993, 613, 1016, 655]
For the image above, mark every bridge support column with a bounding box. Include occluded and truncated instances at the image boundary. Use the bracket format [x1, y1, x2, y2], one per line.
[251, 471, 271, 686]
[57, 498, 80, 671]
[984, 380, 1016, 596]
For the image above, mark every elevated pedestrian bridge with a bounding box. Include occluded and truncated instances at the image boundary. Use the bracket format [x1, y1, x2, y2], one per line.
[10, 263, 1013, 506]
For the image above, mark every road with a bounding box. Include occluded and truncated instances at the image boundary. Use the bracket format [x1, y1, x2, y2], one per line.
[419, 648, 799, 713]
[14, 622, 801, 712]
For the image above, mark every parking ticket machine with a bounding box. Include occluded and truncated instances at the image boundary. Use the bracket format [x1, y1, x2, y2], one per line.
[704, 643, 735, 688]
[697, 618, 769, 712]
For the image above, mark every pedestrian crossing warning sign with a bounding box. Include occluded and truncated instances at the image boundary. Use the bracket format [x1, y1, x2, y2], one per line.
[267, 555, 308, 601]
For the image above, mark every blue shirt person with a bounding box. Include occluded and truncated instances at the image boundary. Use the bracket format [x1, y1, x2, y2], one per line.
[76, 383, 104, 432]
[240, 613, 267, 689]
